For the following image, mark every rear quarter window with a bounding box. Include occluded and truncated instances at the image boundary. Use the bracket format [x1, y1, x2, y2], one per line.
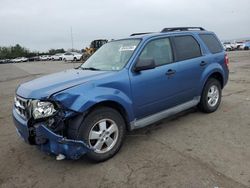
[199, 34, 223, 54]
[173, 35, 202, 61]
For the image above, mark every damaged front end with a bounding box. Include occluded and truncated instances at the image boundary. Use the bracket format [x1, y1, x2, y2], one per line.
[12, 95, 91, 160]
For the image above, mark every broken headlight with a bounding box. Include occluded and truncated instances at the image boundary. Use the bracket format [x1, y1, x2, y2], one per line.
[32, 100, 57, 119]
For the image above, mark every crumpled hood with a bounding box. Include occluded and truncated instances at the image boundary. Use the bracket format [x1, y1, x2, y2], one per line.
[16, 69, 112, 99]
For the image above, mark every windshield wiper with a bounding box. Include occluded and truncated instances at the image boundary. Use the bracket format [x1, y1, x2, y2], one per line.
[79, 67, 101, 71]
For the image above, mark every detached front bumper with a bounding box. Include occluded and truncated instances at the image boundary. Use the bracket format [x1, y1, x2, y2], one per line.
[12, 109, 91, 160]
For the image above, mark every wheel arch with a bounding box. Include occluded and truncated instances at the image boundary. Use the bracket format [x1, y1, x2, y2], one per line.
[207, 72, 224, 88]
[66, 100, 131, 140]
[201, 65, 225, 92]
[85, 100, 130, 131]
[199, 69, 224, 97]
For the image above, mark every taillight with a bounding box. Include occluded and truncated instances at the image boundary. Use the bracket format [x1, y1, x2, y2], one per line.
[224, 54, 229, 69]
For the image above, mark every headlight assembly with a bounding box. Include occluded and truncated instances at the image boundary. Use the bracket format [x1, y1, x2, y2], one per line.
[32, 100, 57, 119]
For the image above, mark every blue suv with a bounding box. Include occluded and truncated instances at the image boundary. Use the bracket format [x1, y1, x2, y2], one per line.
[13, 27, 229, 162]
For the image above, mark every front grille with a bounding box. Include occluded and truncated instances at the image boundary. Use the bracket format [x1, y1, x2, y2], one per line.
[14, 95, 30, 120]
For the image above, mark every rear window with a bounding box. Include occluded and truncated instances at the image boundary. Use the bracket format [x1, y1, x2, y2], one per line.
[199, 34, 223, 54]
[173, 35, 201, 61]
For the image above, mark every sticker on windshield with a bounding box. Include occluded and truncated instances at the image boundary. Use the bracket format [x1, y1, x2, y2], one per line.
[119, 46, 136, 52]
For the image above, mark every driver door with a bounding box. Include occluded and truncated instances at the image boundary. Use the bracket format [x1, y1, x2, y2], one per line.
[129, 37, 183, 119]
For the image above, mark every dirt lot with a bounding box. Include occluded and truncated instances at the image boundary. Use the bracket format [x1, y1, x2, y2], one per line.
[0, 52, 250, 188]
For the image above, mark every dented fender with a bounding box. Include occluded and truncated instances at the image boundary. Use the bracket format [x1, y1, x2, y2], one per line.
[51, 81, 135, 122]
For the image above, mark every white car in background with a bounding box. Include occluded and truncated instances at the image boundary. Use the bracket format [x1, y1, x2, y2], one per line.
[231, 41, 244, 50]
[62, 52, 82, 61]
[39, 55, 51, 61]
[12, 57, 28, 63]
[51, 53, 63, 61]
[223, 42, 233, 51]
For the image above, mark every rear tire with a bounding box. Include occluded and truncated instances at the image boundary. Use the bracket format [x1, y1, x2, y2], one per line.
[69, 107, 126, 162]
[198, 78, 221, 113]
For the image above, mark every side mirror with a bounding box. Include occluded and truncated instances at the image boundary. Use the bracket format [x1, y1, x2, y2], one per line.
[134, 59, 156, 72]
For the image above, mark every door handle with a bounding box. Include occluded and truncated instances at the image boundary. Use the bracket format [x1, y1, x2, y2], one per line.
[166, 69, 176, 76]
[200, 61, 207, 67]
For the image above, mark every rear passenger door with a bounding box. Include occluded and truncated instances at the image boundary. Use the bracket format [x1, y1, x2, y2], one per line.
[172, 35, 205, 100]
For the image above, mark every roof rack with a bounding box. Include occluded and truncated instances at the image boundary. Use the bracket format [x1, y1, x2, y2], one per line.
[130, 32, 153, 36]
[161, 27, 205, 32]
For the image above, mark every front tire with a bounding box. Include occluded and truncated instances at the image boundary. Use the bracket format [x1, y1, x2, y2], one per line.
[198, 78, 222, 113]
[72, 107, 126, 162]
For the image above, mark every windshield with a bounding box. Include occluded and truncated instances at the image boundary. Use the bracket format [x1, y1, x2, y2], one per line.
[81, 39, 140, 71]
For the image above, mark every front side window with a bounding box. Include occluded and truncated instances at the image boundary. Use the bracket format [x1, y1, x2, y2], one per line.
[138, 38, 173, 66]
[81, 39, 140, 71]
[173, 35, 202, 61]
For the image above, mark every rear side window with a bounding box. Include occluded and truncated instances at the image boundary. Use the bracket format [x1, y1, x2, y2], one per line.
[199, 34, 223, 54]
[173, 35, 202, 61]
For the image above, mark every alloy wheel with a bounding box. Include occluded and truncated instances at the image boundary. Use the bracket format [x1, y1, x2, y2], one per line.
[88, 119, 119, 154]
[207, 85, 219, 107]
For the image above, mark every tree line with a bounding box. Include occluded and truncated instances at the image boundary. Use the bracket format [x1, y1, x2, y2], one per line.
[0, 44, 65, 59]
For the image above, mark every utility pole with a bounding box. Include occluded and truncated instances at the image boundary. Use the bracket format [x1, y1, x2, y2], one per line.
[70, 26, 74, 51]
[70, 26, 76, 68]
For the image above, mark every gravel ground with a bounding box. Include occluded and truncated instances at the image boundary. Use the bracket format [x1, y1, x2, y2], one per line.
[0, 52, 250, 188]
